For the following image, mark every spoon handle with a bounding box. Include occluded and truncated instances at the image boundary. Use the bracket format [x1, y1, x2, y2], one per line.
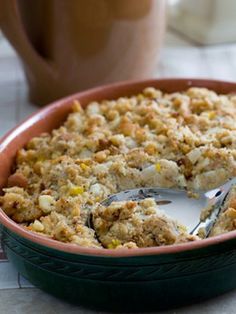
[190, 198, 223, 237]
[190, 180, 235, 237]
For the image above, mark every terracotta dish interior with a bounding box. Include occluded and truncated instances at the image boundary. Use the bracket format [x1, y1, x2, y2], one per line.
[1, 78, 236, 257]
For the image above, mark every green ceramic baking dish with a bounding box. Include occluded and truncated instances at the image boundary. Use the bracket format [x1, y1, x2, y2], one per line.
[1, 78, 236, 312]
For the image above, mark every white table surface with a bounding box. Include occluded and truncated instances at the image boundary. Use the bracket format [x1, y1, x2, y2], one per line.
[1, 29, 236, 313]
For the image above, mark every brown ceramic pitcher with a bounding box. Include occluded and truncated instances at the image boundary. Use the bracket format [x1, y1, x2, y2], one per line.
[0, 0, 166, 105]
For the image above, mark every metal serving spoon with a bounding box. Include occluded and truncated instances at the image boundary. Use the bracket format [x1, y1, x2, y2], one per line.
[100, 178, 236, 238]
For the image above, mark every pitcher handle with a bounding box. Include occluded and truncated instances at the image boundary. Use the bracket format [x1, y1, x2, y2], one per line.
[0, 0, 54, 80]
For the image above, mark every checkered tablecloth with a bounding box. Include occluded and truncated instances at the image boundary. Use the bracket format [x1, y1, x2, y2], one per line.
[1, 29, 236, 291]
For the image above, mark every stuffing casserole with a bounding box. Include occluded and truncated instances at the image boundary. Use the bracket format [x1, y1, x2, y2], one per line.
[1, 87, 236, 249]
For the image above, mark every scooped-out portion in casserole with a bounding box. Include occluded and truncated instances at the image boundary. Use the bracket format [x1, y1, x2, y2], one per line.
[92, 198, 198, 249]
[1, 87, 236, 249]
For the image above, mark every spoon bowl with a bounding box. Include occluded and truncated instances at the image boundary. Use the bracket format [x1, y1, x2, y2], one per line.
[100, 178, 236, 237]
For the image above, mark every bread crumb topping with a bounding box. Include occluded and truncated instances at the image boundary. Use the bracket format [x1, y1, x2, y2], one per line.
[1, 87, 236, 248]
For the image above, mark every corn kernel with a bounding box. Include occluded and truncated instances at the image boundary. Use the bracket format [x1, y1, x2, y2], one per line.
[80, 163, 89, 171]
[71, 206, 81, 217]
[208, 111, 216, 119]
[107, 239, 121, 249]
[69, 186, 84, 196]
[155, 163, 161, 172]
